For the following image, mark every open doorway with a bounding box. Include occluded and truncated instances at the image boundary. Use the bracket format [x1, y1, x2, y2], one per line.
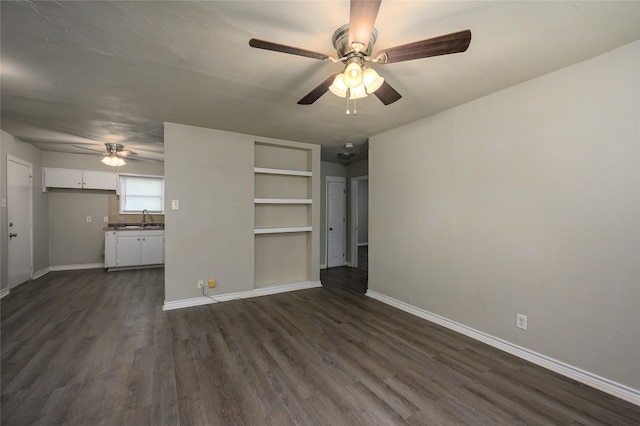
[350, 175, 368, 272]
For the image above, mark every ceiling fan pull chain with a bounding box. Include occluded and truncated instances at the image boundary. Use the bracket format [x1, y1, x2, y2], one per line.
[346, 89, 351, 114]
[353, 98, 357, 116]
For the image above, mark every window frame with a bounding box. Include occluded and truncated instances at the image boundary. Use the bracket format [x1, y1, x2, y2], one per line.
[117, 173, 165, 214]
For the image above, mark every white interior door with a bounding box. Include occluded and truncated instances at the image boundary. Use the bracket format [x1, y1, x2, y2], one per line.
[7, 156, 32, 289]
[327, 177, 346, 268]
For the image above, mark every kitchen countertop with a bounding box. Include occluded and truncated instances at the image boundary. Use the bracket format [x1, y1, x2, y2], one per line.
[104, 223, 165, 231]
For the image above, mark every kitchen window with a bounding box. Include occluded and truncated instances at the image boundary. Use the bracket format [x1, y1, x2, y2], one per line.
[119, 175, 164, 214]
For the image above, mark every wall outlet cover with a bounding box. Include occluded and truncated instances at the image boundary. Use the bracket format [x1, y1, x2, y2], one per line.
[516, 313, 528, 330]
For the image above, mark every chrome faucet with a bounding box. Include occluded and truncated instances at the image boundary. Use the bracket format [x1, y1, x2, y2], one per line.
[141, 209, 149, 227]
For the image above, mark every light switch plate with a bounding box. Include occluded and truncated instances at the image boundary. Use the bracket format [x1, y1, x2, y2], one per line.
[1, 198, 6, 208]
[103, 216, 109, 223]
[171, 200, 180, 210]
[86, 216, 92, 223]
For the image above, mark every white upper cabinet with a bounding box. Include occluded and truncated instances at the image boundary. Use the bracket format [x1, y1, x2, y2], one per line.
[82, 170, 117, 190]
[43, 168, 117, 191]
[43, 168, 83, 189]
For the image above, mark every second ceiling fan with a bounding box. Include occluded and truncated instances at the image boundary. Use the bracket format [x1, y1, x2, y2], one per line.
[249, 0, 471, 112]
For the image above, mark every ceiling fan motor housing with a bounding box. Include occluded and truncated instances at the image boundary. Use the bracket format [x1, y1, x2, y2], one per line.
[332, 24, 377, 59]
[105, 143, 125, 154]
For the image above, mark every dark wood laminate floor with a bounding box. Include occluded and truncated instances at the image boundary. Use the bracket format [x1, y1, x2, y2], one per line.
[2, 268, 639, 425]
[320, 265, 368, 295]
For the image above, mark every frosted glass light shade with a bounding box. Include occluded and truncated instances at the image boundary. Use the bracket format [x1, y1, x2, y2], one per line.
[102, 155, 126, 167]
[363, 68, 384, 93]
[343, 62, 363, 88]
[329, 74, 348, 98]
[348, 84, 368, 100]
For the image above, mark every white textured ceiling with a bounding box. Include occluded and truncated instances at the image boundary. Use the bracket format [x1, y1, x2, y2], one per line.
[1, 1, 639, 163]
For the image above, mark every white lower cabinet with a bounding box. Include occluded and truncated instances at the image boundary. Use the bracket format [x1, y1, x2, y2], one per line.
[105, 230, 164, 269]
[116, 233, 144, 267]
[140, 233, 164, 265]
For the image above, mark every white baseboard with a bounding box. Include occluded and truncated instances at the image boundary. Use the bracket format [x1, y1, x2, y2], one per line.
[357, 242, 368, 247]
[320, 264, 327, 269]
[0, 287, 10, 299]
[32, 267, 50, 280]
[163, 281, 322, 311]
[366, 290, 640, 406]
[49, 263, 104, 271]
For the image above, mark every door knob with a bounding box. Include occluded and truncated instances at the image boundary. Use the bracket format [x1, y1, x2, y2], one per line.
[9, 233, 17, 239]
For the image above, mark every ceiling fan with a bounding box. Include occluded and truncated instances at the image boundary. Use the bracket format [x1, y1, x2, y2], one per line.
[72, 143, 158, 166]
[249, 0, 471, 112]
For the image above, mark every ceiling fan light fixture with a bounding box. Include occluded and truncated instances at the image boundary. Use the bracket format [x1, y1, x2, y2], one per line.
[363, 68, 384, 93]
[348, 84, 368, 100]
[101, 155, 126, 167]
[329, 73, 348, 97]
[343, 59, 364, 89]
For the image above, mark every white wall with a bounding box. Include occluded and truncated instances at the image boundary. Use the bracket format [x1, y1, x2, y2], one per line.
[164, 122, 320, 303]
[369, 41, 640, 391]
[164, 123, 255, 302]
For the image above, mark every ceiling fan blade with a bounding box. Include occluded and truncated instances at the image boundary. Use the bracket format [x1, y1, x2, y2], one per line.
[128, 156, 159, 163]
[72, 144, 104, 153]
[297, 73, 340, 105]
[373, 81, 402, 105]
[118, 150, 137, 157]
[375, 29, 471, 64]
[349, 0, 382, 51]
[249, 38, 330, 61]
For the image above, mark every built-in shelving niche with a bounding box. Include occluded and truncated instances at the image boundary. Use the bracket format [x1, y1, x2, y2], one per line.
[254, 141, 314, 288]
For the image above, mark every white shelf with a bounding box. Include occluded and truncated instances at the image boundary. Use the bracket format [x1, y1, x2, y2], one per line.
[254, 167, 312, 177]
[254, 226, 312, 235]
[254, 198, 312, 204]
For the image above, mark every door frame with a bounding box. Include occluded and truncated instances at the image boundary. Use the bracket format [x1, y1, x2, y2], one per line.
[7, 155, 34, 288]
[350, 175, 368, 269]
[325, 176, 346, 268]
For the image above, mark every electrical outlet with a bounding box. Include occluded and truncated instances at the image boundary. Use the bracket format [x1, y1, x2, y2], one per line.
[103, 216, 109, 223]
[197, 280, 204, 289]
[516, 313, 528, 330]
[208, 279, 216, 288]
